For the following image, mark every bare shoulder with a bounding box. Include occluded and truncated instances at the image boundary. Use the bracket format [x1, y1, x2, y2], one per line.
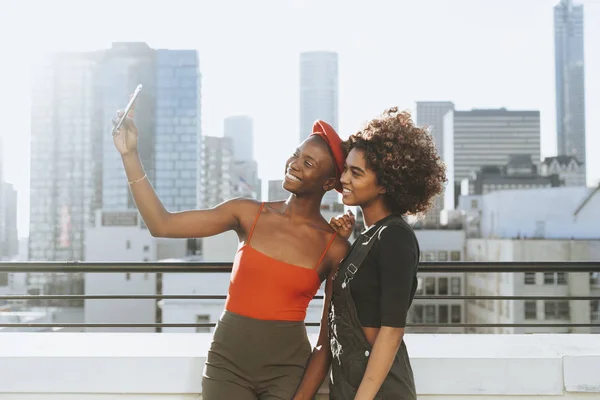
[309, 215, 350, 260]
[318, 234, 349, 281]
[219, 197, 263, 216]
[213, 197, 264, 232]
[328, 234, 351, 265]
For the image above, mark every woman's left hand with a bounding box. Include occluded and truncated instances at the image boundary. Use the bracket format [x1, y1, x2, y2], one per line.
[329, 210, 355, 239]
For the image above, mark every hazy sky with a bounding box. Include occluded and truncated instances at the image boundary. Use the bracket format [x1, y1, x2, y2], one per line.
[0, 0, 599, 238]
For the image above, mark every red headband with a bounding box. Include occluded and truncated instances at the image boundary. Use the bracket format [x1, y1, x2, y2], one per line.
[310, 120, 344, 193]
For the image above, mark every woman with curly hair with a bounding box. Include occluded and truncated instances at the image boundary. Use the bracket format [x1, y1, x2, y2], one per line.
[293, 107, 446, 400]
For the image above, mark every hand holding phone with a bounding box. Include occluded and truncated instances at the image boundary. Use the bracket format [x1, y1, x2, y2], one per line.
[112, 84, 142, 156]
[112, 84, 143, 135]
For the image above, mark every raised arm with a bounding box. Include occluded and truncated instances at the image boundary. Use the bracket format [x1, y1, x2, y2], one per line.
[113, 108, 253, 239]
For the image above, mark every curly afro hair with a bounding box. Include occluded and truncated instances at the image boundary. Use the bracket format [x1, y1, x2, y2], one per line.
[344, 107, 447, 216]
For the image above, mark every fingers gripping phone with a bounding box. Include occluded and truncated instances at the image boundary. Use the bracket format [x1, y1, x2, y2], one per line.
[112, 84, 143, 134]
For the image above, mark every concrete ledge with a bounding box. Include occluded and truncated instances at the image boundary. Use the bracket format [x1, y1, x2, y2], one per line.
[564, 356, 600, 392]
[0, 333, 208, 394]
[406, 334, 564, 395]
[0, 333, 598, 397]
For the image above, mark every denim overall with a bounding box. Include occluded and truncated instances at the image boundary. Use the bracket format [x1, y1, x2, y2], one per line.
[328, 219, 417, 399]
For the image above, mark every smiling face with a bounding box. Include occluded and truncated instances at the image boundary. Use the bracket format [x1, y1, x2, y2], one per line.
[340, 148, 386, 207]
[282, 135, 338, 196]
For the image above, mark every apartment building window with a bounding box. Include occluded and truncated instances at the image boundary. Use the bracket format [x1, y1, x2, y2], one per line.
[558, 301, 570, 319]
[438, 277, 448, 295]
[545, 301, 570, 320]
[591, 301, 599, 320]
[450, 251, 461, 261]
[415, 278, 423, 295]
[544, 301, 555, 319]
[411, 305, 423, 323]
[126, 240, 131, 249]
[0, 273, 8, 287]
[438, 305, 449, 323]
[591, 272, 600, 285]
[125, 273, 131, 281]
[524, 300, 537, 320]
[425, 277, 436, 295]
[143, 245, 150, 252]
[195, 315, 211, 333]
[451, 305, 461, 323]
[438, 251, 448, 261]
[544, 272, 568, 285]
[557, 273, 567, 285]
[425, 252, 436, 261]
[450, 277, 461, 295]
[425, 305, 436, 323]
[524, 273, 536, 285]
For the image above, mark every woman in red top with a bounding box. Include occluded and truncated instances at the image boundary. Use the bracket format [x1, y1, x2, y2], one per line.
[112, 105, 349, 399]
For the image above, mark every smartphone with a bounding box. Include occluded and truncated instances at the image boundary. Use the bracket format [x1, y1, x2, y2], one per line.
[112, 84, 143, 134]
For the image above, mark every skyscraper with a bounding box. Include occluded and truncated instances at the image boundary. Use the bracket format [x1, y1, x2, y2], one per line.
[29, 53, 100, 261]
[299, 51, 338, 142]
[450, 109, 541, 184]
[417, 102, 455, 159]
[554, 0, 586, 183]
[224, 116, 253, 162]
[203, 136, 234, 207]
[1, 182, 19, 259]
[416, 102, 455, 226]
[1, 135, 19, 258]
[223, 116, 260, 200]
[446, 108, 541, 208]
[232, 160, 261, 200]
[154, 49, 202, 212]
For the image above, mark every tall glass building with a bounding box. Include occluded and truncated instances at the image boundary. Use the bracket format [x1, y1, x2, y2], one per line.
[299, 51, 338, 143]
[155, 50, 202, 212]
[554, 0, 586, 182]
[29, 53, 99, 261]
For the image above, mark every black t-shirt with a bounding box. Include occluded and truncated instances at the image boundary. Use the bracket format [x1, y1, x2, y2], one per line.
[349, 215, 420, 328]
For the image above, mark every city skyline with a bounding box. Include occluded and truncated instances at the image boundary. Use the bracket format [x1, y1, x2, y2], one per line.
[1, 0, 599, 238]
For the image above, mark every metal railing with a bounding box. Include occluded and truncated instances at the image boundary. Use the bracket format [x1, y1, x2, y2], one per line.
[0, 261, 599, 329]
